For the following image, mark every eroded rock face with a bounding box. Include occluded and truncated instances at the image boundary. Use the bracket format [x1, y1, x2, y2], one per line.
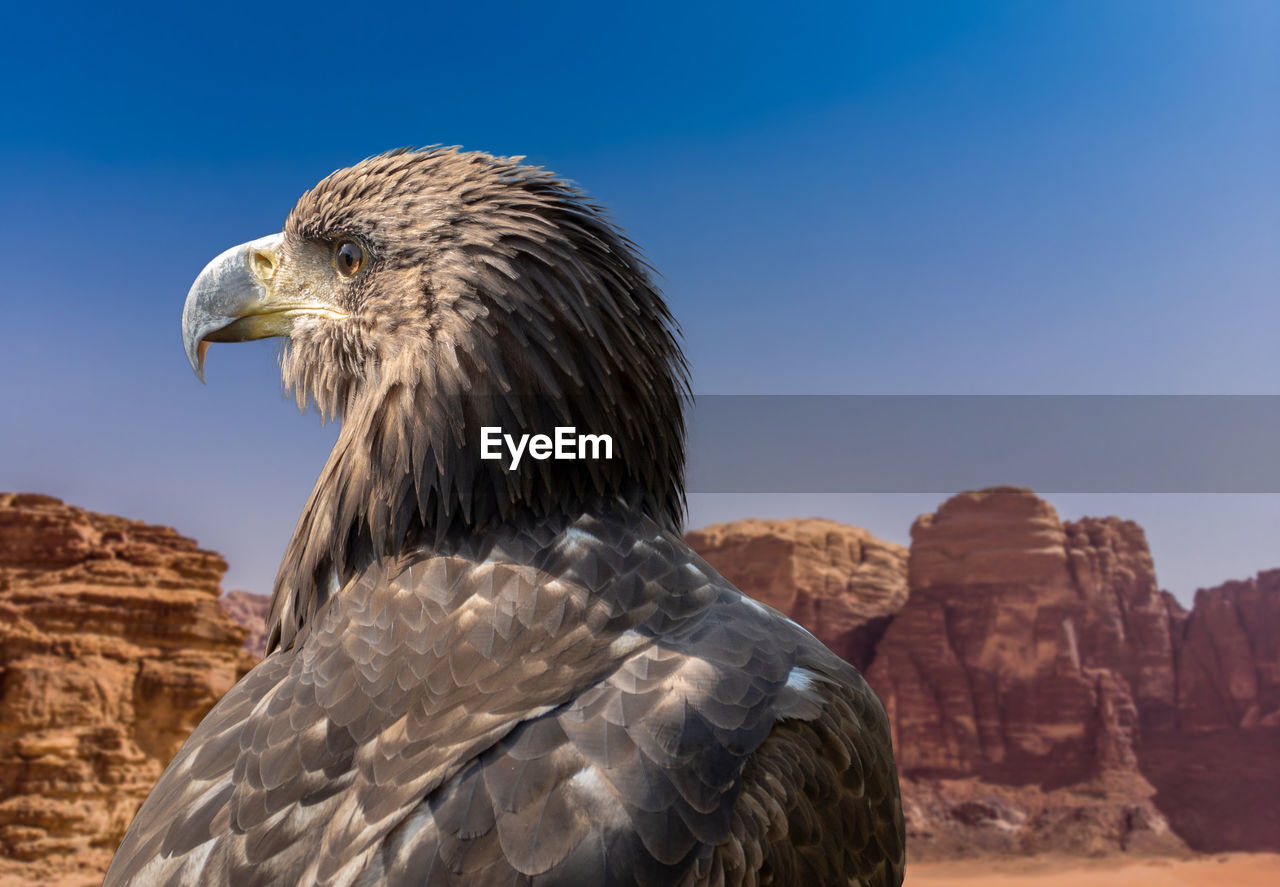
[1139, 569, 1280, 853]
[685, 518, 908, 669]
[866, 487, 1187, 856]
[1138, 724, 1280, 854]
[899, 771, 1181, 860]
[220, 590, 271, 660]
[1176, 570, 1280, 731]
[869, 489, 1177, 779]
[1064, 518, 1186, 730]
[906, 487, 1074, 594]
[0, 494, 254, 882]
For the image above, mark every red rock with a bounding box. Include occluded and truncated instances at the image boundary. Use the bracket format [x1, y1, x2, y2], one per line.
[899, 771, 1182, 860]
[685, 517, 908, 669]
[220, 590, 271, 660]
[1137, 725, 1280, 853]
[866, 487, 1186, 856]
[1134, 569, 1280, 853]
[1175, 570, 1280, 730]
[907, 486, 1073, 594]
[1064, 517, 1186, 729]
[0, 494, 254, 884]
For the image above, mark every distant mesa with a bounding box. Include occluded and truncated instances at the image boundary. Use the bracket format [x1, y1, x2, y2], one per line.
[220, 589, 270, 659]
[1176, 570, 1280, 731]
[1, 488, 1277, 884]
[684, 517, 907, 671]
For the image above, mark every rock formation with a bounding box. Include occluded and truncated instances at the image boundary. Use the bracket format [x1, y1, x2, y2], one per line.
[220, 590, 271, 660]
[870, 488, 1184, 781]
[0, 494, 254, 885]
[865, 487, 1188, 857]
[858, 486, 1280, 858]
[685, 518, 908, 669]
[1140, 569, 1280, 853]
[1175, 569, 1280, 730]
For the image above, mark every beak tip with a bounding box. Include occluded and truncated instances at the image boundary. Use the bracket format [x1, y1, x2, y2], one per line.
[183, 337, 209, 382]
[192, 341, 210, 383]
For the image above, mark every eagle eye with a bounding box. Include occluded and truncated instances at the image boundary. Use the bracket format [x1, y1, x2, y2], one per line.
[334, 241, 366, 279]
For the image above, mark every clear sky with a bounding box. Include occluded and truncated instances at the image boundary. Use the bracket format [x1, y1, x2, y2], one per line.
[2, 1, 1276, 604]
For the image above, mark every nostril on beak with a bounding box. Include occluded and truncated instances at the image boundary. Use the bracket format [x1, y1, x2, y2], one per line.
[249, 247, 278, 282]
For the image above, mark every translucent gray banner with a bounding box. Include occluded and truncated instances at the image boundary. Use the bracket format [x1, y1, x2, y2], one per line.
[683, 396, 1280, 493]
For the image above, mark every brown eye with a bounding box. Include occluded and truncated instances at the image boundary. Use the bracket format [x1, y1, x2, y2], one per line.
[335, 241, 365, 279]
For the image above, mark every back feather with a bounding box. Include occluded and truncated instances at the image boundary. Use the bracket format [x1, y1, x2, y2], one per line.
[104, 508, 904, 886]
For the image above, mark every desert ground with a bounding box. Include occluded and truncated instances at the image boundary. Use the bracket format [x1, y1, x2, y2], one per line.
[7, 854, 1278, 887]
[907, 854, 1280, 887]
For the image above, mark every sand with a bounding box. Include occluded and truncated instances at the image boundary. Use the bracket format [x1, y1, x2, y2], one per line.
[4, 853, 1278, 886]
[907, 853, 1280, 887]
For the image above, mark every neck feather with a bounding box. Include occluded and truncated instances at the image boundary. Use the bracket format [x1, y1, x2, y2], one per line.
[264, 368, 686, 653]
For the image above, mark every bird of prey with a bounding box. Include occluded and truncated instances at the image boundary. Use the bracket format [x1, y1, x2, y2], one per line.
[104, 148, 905, 886]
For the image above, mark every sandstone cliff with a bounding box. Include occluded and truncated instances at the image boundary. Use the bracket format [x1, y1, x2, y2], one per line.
[870, 487, 1184, 782]
[220, 590, 271, 660]
[858, 487, 1280, 858]
[1176, 569, 1280, 731]
[859, 488, 1186, 857]
[685, 518, 908, 669]
[1142, 569, 1280, 853]
[0, 494, 254, 886]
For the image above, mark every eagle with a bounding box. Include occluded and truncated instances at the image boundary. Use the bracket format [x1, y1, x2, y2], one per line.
[104, 148, 905, 886]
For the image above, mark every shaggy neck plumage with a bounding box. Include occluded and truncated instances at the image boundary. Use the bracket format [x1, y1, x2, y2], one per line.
[265, 351, 688, 654]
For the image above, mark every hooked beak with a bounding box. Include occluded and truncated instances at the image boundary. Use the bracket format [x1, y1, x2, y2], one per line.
[180, 233, 346, 381]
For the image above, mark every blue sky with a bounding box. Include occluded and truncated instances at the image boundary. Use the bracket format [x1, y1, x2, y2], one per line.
[2, 1, 1277, 603]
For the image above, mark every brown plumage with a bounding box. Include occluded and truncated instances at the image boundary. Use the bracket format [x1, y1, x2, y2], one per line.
[105, 148, 905, 886]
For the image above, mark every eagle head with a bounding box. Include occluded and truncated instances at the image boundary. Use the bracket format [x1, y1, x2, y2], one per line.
[182, 148, 690, 649]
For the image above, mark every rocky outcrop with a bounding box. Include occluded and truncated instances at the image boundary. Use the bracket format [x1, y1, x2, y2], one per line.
[1175, 570, 1280, 730]
[866, 487, 1187, 857]
[220, 590, 272, 660]
[1065, 518, 1187, 730]
[869, 488, 1177, 780]
[899, 771, 1181, 860]
[1138, 723, 1280, 855]
[1137, 569, 1280, 853]
[0, 494, 254, 883]
[685, 518, 908, 669]
[856, 486, 1280, 858]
